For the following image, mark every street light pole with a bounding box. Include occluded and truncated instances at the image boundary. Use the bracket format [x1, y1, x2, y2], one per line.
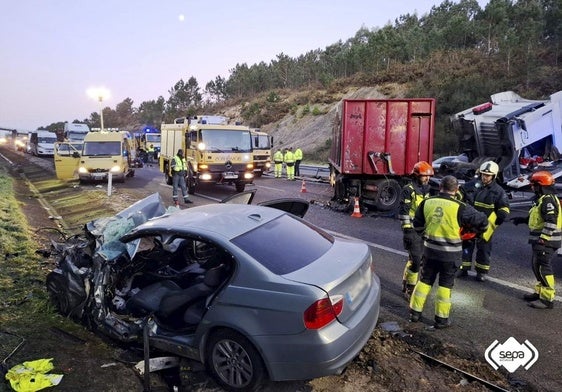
[98, 96, 105, 131]
[87, 87, 110, 131]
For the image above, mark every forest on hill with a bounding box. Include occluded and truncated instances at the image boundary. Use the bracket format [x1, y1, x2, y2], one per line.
[42, 0, 562, 156]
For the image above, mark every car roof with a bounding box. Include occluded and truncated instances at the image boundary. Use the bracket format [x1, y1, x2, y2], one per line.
[122, 203, 286, 241]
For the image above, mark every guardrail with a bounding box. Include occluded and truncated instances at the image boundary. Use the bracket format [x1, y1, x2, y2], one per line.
[300, 164, 330, 181]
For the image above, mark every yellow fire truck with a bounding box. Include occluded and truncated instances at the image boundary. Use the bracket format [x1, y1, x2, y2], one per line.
[160, 115, 254, 193]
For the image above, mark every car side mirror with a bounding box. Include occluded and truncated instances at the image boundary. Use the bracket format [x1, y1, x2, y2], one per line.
[72, 151, 81, 158]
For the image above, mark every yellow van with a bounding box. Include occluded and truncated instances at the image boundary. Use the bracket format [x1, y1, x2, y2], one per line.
[54, 131, 135, 183]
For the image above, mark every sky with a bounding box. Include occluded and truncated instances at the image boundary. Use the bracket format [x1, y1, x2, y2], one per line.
[0, 0, 489, 131]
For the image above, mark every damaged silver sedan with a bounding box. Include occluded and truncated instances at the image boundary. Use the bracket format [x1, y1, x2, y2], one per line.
[46, 193, 381, 391]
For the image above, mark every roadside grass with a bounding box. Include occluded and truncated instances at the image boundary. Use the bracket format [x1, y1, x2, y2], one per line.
[0, 170, 70, 333]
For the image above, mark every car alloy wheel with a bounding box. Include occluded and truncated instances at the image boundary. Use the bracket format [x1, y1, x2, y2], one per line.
[207, 329, 265, 391]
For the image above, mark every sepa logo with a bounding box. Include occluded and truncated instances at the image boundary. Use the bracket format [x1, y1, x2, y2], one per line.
[485, 337, 539, 373]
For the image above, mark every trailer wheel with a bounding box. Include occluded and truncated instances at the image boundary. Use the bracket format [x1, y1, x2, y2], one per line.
[165, 173, 173, 185]
[374, 179, 401, 211]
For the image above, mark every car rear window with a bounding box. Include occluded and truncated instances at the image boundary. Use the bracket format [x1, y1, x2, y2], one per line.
[232, 214, 334, 274]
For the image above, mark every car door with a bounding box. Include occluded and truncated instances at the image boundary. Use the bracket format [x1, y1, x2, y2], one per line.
[54, 142, 81, 180]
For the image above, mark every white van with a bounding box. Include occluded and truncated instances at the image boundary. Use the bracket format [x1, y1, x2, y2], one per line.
[29, 130, 58, 156]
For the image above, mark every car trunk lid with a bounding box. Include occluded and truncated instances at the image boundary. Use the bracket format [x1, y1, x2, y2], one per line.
[283, 239, 373, 324]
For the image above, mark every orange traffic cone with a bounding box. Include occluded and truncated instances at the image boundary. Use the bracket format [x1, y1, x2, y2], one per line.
[351, 197, 362, 218]
[300, 179, 307, 193]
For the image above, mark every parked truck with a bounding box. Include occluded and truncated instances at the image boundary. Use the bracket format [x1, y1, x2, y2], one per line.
[250, 128, 273, 177]
[329, 98, 436, 211]
[133, 126, 161, 163]
[160, 115, 254, 193]
[63, 123, 90, 143]
[449, 91, 562, 189]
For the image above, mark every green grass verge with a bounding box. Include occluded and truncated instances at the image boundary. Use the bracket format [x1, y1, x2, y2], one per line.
[0, 169, 62, 331]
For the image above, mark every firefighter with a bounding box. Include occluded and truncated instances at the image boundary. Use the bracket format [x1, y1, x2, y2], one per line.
[284, 147, 295, 180]
[458, 161, 510, 281]
[511, 171, 560, 309]
[171, 149, 193, 206]
[273, 149, 284, 178]
[410, 175, 488, 328]
[399, 161, 434, 299]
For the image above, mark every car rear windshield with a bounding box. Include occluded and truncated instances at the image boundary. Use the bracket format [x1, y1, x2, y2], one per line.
[231, 214, 334, 274]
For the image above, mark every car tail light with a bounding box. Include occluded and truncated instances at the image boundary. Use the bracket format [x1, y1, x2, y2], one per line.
[303, 295, 344, 329]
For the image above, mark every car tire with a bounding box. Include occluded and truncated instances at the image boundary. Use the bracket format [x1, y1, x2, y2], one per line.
[206, 329, 266, 392]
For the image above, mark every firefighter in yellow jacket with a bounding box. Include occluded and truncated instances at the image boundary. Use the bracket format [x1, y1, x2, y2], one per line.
[399, 161, 433, 299]
[511, 171, 561, 309]
[410, 175, 488, 329]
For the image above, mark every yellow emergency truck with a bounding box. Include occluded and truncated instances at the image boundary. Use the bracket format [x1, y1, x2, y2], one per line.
[53, 130, 135, 183]
[160, 115, 254, 193]
[250, 128, 273, 177]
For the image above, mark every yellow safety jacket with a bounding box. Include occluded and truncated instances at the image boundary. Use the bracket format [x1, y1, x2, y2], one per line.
[529, 192, 562, 248]
[172, 155, 187, 173]
[399, 181, 430, 230]
[414, 194, 488, 262]
[284, 151, 295, 164]
[273, 151, 284, 164]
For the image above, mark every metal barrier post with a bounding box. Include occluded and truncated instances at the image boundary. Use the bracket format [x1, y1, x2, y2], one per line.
[107, 173, 112, 196]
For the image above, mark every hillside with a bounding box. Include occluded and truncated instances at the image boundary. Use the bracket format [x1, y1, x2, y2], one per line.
[216, 84, 412, 164]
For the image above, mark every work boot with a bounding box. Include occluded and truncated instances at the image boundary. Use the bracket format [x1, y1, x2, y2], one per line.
[523, 293, 540, 302]
[184, 198, 193, 204]
[409, 310, 421, 323]
[528, 299, 554, 309]
[434, 316, 451, 329]
[475, 272, 486, 282]
[458, 268, 469, 278]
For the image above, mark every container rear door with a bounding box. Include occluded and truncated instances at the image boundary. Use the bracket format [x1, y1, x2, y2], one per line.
[362, 100, 435, 176]
[341, 101, 367, 174]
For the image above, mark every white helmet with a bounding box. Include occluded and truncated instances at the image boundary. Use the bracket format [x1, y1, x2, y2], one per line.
[479, 161, 499, 176]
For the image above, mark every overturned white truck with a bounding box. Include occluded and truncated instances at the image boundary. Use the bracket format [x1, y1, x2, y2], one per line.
[447, 90, 562, 188]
